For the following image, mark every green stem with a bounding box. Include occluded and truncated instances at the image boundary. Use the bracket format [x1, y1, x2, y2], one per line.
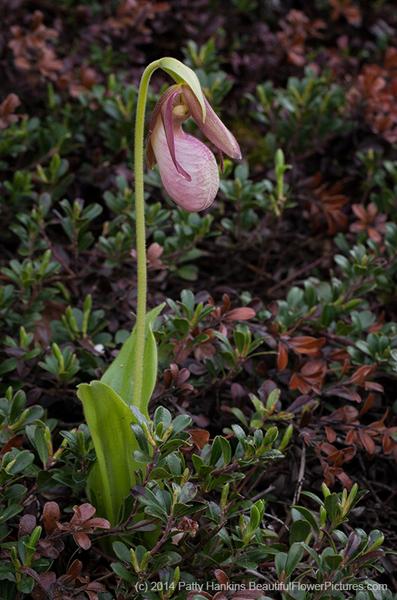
[133, 60, 160, 410]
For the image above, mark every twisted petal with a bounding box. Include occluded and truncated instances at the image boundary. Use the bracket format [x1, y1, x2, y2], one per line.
[161, 88, 191, 181]
[151, 119, 219, 212]
[147, 84, 182, 171]
[182, 86, 242, 160]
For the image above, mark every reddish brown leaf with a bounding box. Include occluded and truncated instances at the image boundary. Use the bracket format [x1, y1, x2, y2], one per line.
[329, 386, 362, 403]
[330, 405, 359, 423]
[319, 442, 338, 457]
[42, 502, 60, 534]
[74, 531, 92, 550]
[194, 341, 216, 361]
[86, 581, 107, 600]
[290, 360, 327, 394]
[359, 393, 376, 416]
[277, 341, 289, 370]
[19, 514, 37, 537]
[289, 336, 326, 355]
[214, 570, 229, 585]
[358, 430, 376, 454]
[364, 381, 384, 393]
[0, 435, 24, 456]
[31, 572, 57, 599]
[336, 470, 353, 488]
[0, 93, 20, 114]
[330, 0, 362, 25]
[330, 348, 350, 362]
[350, 364, 376, 386]
[230, 383, 245, 400]
[66, 559, 83, 579]
[188, 429, 210, 449]
[288, 394, 314, 413]
[345, 429, 357, 445]
[38, 537, 65, 560]
[382, 430, 397, 454]
[0, 93, 21, 129]
[325, 426, 337, 443]
[147, 242, 165, 269]
[71, 503, 96, 524]
[350, 203, 387, 243]
[342, 446, 357, 462]
[224, 307, 256, 322]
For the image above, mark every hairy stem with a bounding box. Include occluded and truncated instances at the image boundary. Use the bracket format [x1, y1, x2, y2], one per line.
[133, 60, 160, 409]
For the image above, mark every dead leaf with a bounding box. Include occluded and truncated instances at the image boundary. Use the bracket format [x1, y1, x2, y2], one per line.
[188, 429, 210, 449]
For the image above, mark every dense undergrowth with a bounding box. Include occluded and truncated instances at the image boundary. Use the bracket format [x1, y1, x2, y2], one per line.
[0, 1, 397, 598]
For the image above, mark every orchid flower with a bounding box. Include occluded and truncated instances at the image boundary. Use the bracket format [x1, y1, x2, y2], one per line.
[147, 84, 241, 212]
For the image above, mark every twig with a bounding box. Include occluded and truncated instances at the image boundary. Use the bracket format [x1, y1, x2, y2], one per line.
[293, 444, 307, 505]
[150, 517, 174, 556]
[278, 444, 307, 540]
[268, 257, 324, 295]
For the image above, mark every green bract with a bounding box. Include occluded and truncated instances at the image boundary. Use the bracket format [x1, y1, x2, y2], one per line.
[158, 57, 206, 120]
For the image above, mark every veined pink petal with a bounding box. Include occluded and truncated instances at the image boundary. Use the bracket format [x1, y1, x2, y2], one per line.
[151, 119, 219, 212]
[161, 89, 191, 181]
[147, 84, 182, 170]
[182, 86, 242, 160]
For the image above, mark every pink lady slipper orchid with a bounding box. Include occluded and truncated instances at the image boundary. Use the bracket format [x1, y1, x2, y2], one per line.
[147, 84, 241, 212]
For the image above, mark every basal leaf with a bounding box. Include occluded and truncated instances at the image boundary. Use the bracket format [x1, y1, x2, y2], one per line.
[101, 303, 164, 416]
[77, 380, 139, 523]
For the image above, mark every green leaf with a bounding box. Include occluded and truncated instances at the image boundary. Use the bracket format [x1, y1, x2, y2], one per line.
[111, 562, 135, 582]
[285, 542, 304, 577]
[275, 551, 287, 577]
[366, 530, 384, 553]
[323, 552, 343, 570]
[176, 264, 198, 281]
[4, 450, 34, 475]
[159, 57, 206, 120]
[210, 436, 231, 467]
[77, 381, 139, 524]
[0, 358, 17, 375]
[101, 304, 164, 415]
[179, 482, 197, 504]
[171, 414, 192, 434]
[151, 551, 181, 569]
[264, 426, 278, 445]
[302, 543, 321, 568]
[113, 541, 131, 563]
[0, 503, 23, 524]
[289, 520, 311, 544]
[17, 575, 35, 594]
[25, 422, 49, 467]
[249, 504, 261, 531]
[324, 493, 341, 524]
[291, 506, 320, 532]
[300, 491, 324, 506]
[0, 564, 16, 582]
